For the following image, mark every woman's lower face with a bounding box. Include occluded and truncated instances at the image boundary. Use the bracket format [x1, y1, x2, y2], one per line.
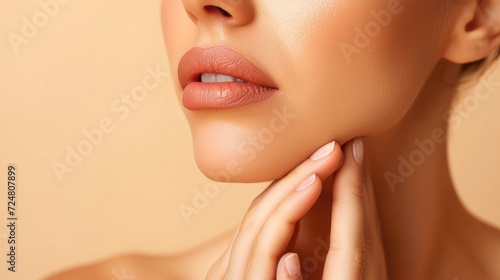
[162, 0, 454, 182]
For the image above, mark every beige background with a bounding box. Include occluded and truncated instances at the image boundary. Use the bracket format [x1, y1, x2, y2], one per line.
[0, 1, 499, 279]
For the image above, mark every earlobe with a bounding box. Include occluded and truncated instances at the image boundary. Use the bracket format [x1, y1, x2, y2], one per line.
[443, 0, 500, 64]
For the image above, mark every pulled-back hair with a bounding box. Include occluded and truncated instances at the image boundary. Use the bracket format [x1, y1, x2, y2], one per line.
[461, 50, 500, 78]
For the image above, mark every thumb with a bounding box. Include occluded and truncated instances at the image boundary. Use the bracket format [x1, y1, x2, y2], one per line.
[276, 253, 303, 280]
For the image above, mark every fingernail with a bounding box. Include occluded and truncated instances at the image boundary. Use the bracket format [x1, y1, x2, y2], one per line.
[353, 137, 364, 165]
[309, 141, 335, 161]
[285, 253, 301, 278]
[295, 174, 316, 191]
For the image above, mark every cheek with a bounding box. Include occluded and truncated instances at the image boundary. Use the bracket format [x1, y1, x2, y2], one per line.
[164, 0, 447, 183]
[278, 0, 445, 142]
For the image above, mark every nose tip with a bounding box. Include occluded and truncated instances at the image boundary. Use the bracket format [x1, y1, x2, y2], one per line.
[182, 0, 254, 27]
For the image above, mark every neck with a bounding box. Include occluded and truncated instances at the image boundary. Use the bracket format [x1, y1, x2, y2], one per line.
[295, 61, 499, 279]
[362, 61, 500, 279]
[364, 61, 467, 278]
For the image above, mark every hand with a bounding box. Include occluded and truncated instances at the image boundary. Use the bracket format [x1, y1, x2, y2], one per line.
[206, 138, 387, 279]
[276, 139, 387, 280]
[207, 140, 344, 279]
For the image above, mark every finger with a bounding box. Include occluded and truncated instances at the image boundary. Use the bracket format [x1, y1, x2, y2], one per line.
[277, 253, 303, 280]
[224, 141, 343, 279]
[360, 162, 387, 280]
[359, 170, 377, 279]
[206, 227, 240, 279]
[245, 174, 321, 278]
[254, 140, 343, 207]
[362, 160, 382, 241]
[323, 137, 366, 280]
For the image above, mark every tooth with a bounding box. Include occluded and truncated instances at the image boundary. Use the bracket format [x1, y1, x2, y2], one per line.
[200, 73, 246, 83]
[216, 74, 237, 83]
[201, 73, 217, 83]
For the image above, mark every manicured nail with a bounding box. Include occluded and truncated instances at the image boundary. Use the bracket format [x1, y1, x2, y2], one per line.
[309, 141, 335, 161]
[295, 174, 316, 191]
[285, 253, 301, 278]
[353, 137, 364, 165]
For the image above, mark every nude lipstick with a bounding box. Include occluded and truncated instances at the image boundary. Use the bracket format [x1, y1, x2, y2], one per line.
[178, 46, 278, 110]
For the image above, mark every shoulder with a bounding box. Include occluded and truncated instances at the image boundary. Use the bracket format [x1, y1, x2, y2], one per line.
[44, 254, 178, 280]
[43, 229, 235, 280]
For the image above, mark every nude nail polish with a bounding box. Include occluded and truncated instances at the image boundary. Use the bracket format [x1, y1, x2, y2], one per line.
[309, 141, 335, 161]
[285, 253, 301, 278]
[295, 174, 316, 191]
[353, 137, 364, 165]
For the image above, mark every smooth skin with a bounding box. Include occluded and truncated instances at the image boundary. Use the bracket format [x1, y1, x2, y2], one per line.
[45, 0, 500, 279]
[206, 139, 387, 279]
[163, 0, 500, 183]
[45, 140, 385, 279]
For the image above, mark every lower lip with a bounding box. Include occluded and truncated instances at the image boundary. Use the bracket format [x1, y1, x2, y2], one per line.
[182, 82, 277, 110]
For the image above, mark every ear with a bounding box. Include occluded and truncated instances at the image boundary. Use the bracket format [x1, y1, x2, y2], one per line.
[443, 0, 500, 64]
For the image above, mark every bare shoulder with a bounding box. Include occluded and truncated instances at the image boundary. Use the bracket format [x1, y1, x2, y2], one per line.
[43, 254, 176, 280]
[44, 229, 235, 280]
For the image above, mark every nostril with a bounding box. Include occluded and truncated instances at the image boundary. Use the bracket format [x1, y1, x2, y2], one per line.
[204, 5, 232, 17]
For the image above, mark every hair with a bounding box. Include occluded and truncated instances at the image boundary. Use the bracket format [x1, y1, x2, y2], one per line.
[461, 49, 500, 79]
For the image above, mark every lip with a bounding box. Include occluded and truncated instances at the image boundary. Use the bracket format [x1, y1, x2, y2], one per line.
[178, 46, 278, 110]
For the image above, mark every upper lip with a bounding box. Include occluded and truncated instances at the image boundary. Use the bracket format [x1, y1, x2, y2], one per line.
[178, 46, 278, 89]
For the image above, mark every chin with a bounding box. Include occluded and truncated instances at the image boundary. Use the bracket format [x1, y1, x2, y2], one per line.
[190, 122, 310, 183]
[193, 147, 295, 183]
[193, 151, 288, 183]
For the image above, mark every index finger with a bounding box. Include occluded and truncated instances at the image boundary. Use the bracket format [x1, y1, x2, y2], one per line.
[323, 138, 366, 279]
